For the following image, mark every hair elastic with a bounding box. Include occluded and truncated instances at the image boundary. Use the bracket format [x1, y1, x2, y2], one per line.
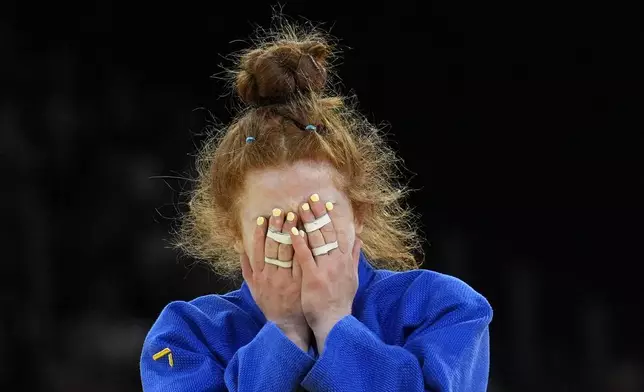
[245, 136, 256, 143]
[281, 114, 323, 133]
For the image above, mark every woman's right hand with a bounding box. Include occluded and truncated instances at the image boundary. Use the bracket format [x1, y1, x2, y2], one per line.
[240, 209, 310, 352]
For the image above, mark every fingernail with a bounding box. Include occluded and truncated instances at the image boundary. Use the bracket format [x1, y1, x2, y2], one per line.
[256, 216, 265, 225]
[325, 201, 334, 211]
[272, 208, 282, 217]
[286, 212, 295, 221]
[299, 230, 305, 237]
[302, 203, 310, 211]
[291, 227, 299, 235]
[310, 193, 320, 202]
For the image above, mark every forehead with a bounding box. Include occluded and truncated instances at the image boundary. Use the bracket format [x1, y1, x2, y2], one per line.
[241, 160, 344, 214]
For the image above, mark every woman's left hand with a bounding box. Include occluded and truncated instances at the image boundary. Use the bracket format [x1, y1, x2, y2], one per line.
[289, 194, 362, 353]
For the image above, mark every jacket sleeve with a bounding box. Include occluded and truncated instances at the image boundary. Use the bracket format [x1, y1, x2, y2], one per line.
[140, 299, 315, 392]
[300, 273, 492, 392]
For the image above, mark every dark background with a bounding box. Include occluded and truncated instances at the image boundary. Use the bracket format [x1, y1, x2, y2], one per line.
[2, 1, 643, 391]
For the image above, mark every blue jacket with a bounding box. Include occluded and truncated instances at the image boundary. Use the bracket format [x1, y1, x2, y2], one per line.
[140, 253, 492, 391]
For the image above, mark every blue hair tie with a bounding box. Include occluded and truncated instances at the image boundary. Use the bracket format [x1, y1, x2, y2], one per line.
[245, 136, 256, 143]
[305, 124, 317, 132]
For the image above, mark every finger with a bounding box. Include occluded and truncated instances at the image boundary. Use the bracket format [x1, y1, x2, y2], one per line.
[278, 211, 297, 264]
[316, 199, 339, 255]
[263, 208, 283, 274]
[335, 216, 350, 254]
[274, 260, 293, 280]
[252, 216, 268, 273]
[240, 253, 253, 282]
[291, 247, 302, 280]
[352, 238, 362, 271]
[290, 227, 316, 273]
[299, 197, 326, 251]
[326, 201, 349, 254]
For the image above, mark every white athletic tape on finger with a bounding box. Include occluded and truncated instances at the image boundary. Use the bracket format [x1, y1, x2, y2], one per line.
[304, 214, 332, 233]
[264, 257, 293, 268]
[311, 241, 339, 256]
[266, 229, 292, 244]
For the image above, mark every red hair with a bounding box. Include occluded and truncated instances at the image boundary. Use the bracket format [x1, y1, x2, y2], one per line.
[174, 20, 422, 278]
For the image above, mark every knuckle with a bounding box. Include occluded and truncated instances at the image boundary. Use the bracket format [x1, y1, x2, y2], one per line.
[280, 243, 294, 251]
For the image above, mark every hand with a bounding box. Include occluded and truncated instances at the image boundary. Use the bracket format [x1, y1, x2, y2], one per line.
[240, 209, 310, 352]
[289, 194, 362, 353]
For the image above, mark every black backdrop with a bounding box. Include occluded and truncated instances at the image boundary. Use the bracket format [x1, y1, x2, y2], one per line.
[2, 1, 643, 391]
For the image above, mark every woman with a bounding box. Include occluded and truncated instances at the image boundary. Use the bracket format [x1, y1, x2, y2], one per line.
[140, 20, 492, 392]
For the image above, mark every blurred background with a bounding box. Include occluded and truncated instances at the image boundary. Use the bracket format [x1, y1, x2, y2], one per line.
[1, 1, 643, 391]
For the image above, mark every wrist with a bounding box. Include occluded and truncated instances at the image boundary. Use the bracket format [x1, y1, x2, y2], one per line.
[284, 330, 310, 352]
[312, 314, 353, 355]
[277, 323, 310, 351]
[311, 312, 349, 337]
[312, 321, 336, 355]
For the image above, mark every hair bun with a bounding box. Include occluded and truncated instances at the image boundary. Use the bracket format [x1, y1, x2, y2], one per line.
[235, 41, 331, 106]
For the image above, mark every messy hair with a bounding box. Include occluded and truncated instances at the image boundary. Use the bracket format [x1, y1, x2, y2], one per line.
[174, 17, 422, 279]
